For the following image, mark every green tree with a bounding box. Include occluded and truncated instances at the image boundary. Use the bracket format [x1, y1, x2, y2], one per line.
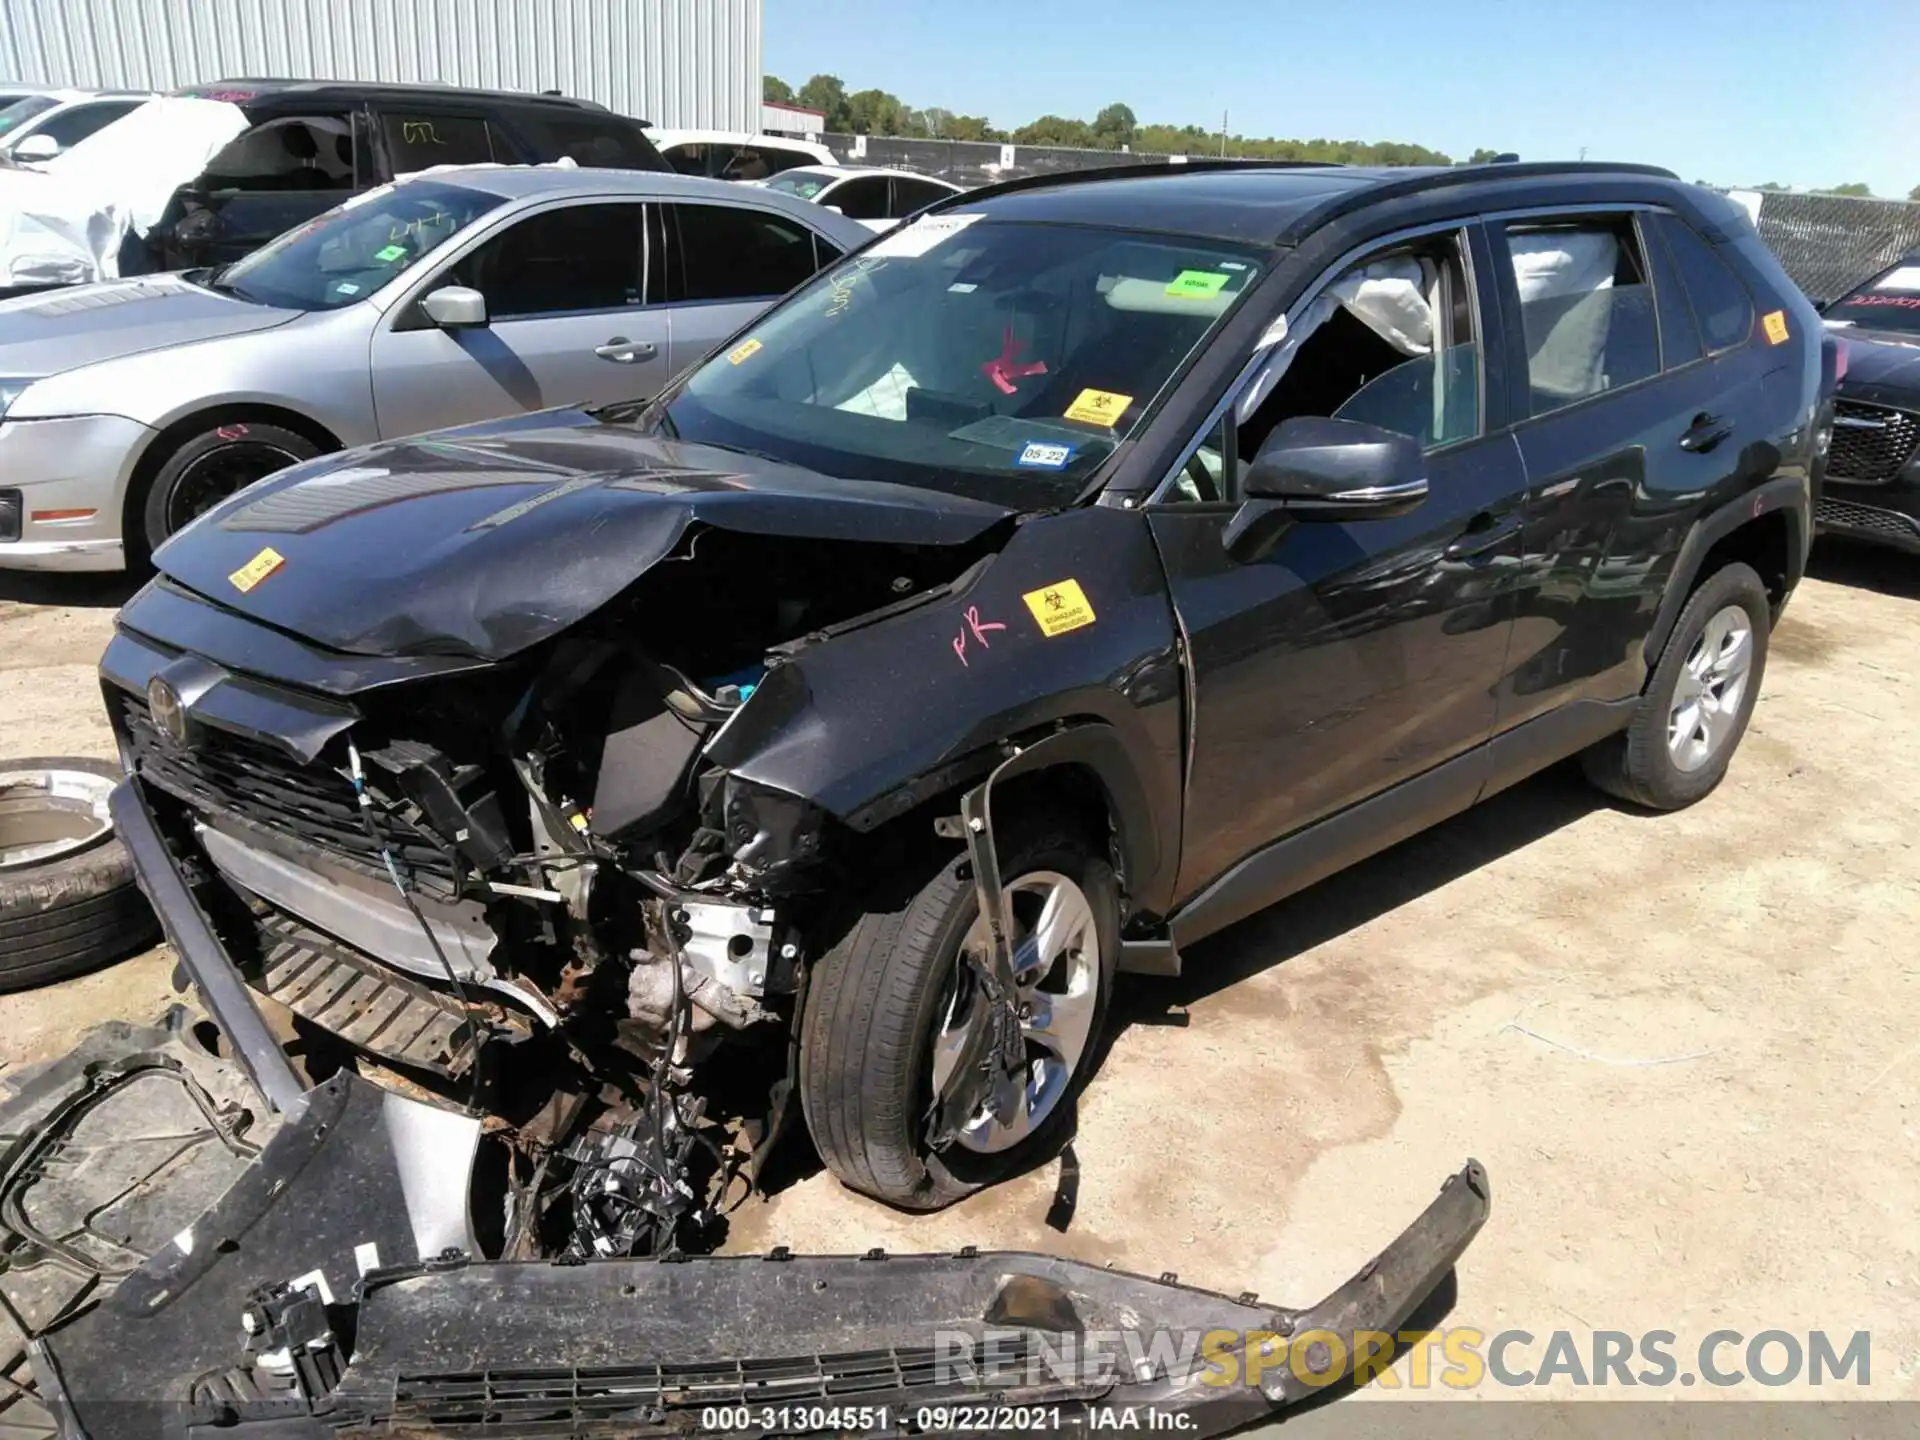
[1823, 182, 1872, 197]
[843, 87, 907, 135]
[1466, 147, 1503, 164]
[1012, 114, 1093, 147]
[946, 114, 1000, 142]
[1091, 102, 1137, 150]
[1754, 181, 1786, 190]
[762, 75, 794, 104]
[796, 74, 851, 130]
[1909, 183, 1920, 201]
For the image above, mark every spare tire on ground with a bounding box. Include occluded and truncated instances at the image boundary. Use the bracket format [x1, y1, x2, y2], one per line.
[0, 757, 160, 991]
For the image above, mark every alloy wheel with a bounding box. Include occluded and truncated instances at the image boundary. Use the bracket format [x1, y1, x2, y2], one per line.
[1667, 604, 1754, 773]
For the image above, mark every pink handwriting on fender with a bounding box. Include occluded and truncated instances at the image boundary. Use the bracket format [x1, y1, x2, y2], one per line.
[951, 605, 1007, 667]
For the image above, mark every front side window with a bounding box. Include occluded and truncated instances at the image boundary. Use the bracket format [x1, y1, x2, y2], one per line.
[0, 94, 58, 138]
[30, 99, 145, 150]
[660, 142, 716, 176]
[765, 167, 836, 200]
[670, 204, 820, 302]
[210, 179, 506, 309]
[826, 176, 891, 220]
[1824, 261, 1920, 336]
[1502, 220, 1659, 415]
[656, 217, 1263, 506]
[378, 111, 496, 174]
[197, 114, 357, 194]
[442, 202, 645, 318]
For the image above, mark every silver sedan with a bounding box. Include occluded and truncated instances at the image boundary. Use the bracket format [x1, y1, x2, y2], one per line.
[0, 166, 872, 571]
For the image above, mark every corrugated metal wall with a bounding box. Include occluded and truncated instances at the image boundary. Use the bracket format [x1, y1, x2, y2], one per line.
[0, 0, 760, 128]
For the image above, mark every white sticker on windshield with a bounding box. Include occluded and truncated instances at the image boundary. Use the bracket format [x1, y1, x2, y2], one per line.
[865, 212, 986, 260]
[1874, 265, 1920, 291]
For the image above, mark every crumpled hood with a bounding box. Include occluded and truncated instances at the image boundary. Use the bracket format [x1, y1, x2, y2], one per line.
[1835, 327, 1920, 405]
[0, 272, 297, 380]
[154, 407, 1017, 659]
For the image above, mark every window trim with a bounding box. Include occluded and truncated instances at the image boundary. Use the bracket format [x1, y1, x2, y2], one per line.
[1145, 218, 1487, 509]
[1487, 203, 1674, 434]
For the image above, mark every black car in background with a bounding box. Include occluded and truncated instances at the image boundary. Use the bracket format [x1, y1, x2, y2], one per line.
[1815, 254, 1920, 552]
[141, 78, 667, 271]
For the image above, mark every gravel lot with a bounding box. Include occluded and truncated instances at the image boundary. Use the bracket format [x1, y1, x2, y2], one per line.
[3, 543, 1916, 1403]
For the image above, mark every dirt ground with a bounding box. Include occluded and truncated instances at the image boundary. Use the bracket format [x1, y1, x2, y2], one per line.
[3, 544, 1917, 1406]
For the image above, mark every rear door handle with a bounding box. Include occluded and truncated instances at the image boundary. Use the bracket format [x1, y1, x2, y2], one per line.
[1444, 512, 1522, 561]
[1679, 412, 1733, 453]
[595, 337, 656, 362]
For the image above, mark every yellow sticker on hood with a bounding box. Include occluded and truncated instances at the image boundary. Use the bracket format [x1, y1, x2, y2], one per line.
[1022, 578, 1096, 637]
[229, 547, 286, 594]
[1063, 388, 1133, 427]
[1762, 309, 1789, 345]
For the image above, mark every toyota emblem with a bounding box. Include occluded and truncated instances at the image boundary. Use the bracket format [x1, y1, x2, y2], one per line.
[147, 675, 190, 748]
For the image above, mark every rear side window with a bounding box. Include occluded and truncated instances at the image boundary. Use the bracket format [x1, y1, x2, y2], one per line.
[527, 114, 660, 170]
[890, 176, 952, 216]
[197, 114, 357, 193]
[1650, 213, 1754, 353]
[1501, 220, 1660, 415]
[379, 111, 497, 173]
[1639, 213, 1704, 369]
[827, 176, 891, 220]
[669, 204, 820, 302]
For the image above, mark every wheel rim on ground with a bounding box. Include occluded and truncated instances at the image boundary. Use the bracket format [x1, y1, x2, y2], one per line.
[1667, 604, 1754, 773]
[162, 441, 301, 535]
[0, 768, 116, 871]
[929, 870, 1100, 1155]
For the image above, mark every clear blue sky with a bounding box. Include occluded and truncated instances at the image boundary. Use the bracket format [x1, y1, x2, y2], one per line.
[767, 0, 1920, 197]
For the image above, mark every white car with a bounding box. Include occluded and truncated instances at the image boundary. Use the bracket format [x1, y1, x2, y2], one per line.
[0, 88, 155, 162]
[642, 127, 834, 181]
[759, 165, 964, 230]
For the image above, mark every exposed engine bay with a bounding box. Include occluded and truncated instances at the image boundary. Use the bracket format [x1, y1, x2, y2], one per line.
[112, 523, 1010, 1262]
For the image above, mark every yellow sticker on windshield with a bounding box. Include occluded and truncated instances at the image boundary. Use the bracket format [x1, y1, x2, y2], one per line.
[1063, 388, 1132, 427]
[1167, 269, 1230, 299]
[1022, 579, 1096, 637]
[1763, 309, 1789, 345]
[728, 337, 763, 365]
[229, 547, 285, 594]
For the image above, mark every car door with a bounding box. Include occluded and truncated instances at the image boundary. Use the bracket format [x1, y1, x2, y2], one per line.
[659, 200, 836, 373]
[1490, 208, 1759, 729]
[368, 198, 667, 438]
[1147, 222, 1528, 900]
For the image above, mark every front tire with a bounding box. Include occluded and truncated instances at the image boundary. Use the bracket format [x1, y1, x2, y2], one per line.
[139, 421, 320, 555]
[798, 819, 1118, 1209]
[1581, 561, 1770, 810]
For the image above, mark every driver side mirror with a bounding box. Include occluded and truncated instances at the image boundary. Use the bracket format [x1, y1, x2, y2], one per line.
[12, 133, 60, 162]
[1224, 416, 1429, 563]
[419, 285, 488, 330]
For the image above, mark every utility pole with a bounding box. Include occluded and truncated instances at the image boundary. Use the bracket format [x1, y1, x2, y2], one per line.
[1578, 146, 1588, 161]
[1220, 109, 1228, 157]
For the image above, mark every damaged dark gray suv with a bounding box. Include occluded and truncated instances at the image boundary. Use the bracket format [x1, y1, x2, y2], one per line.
[102, 160, 1825, 1242]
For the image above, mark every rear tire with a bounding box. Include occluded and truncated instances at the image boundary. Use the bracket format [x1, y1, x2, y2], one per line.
[139, 421, 319, 555]
[0, 758, 159, 991]
[1581, 561, 1770, 810]
[798, 818, 1117, 1210]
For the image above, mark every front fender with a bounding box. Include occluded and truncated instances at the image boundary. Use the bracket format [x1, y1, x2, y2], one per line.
[707, 505, 1186, 917]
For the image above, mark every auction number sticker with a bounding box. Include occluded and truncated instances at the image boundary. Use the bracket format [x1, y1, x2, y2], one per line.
[1022, 578, 1096, 637]
[728, 337, 763, 365]
[1166, 268, 1231, 299]
[229, 546, 286, 594]
[1762, 309, 1789, 345]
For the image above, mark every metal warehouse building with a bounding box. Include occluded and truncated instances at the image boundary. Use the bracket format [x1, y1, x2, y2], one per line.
[0, 0, 761, 129]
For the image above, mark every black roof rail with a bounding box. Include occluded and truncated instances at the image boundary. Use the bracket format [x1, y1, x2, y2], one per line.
[1272, 159, 1682, 244]
[955, 156, 1345, 207]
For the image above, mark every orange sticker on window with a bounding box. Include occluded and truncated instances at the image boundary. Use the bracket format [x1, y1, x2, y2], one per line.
[1063, 388, 1132, 427]
[1022, 578, 1096, 637]
[728, 338, 763, 365]
[1762, 310, 1789, 345]
[229, 547, 285, 594]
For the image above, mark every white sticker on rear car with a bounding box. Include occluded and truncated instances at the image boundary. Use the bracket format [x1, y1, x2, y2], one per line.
[1874, 265, 1920, 291]
[865, 212, 985, 259]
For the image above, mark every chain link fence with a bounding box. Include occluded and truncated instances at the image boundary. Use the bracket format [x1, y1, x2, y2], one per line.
[815, 133, 1920, 303]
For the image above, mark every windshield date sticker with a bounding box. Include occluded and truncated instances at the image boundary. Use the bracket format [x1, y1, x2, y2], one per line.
[373, 243, 407, 262]
[1063, 388, 1132, 427]
[1762, 309, 1789, 345]
[1016, 440, 1075, 470]
[1167, 269, 1231, 299]
[728, 338, 763, 365]
[229, 547, 286, 594]
[1023, 579, 1096, 637]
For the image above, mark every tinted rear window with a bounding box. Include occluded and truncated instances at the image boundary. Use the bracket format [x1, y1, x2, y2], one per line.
[528, 113, 665, 170]
[1652, 214, 1754, 352]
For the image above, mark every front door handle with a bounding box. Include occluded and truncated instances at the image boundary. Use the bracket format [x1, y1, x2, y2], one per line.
[1444, 512, 1522, 561]
[1679, 412, 1733, 453]
[595, 337, 656, 363]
